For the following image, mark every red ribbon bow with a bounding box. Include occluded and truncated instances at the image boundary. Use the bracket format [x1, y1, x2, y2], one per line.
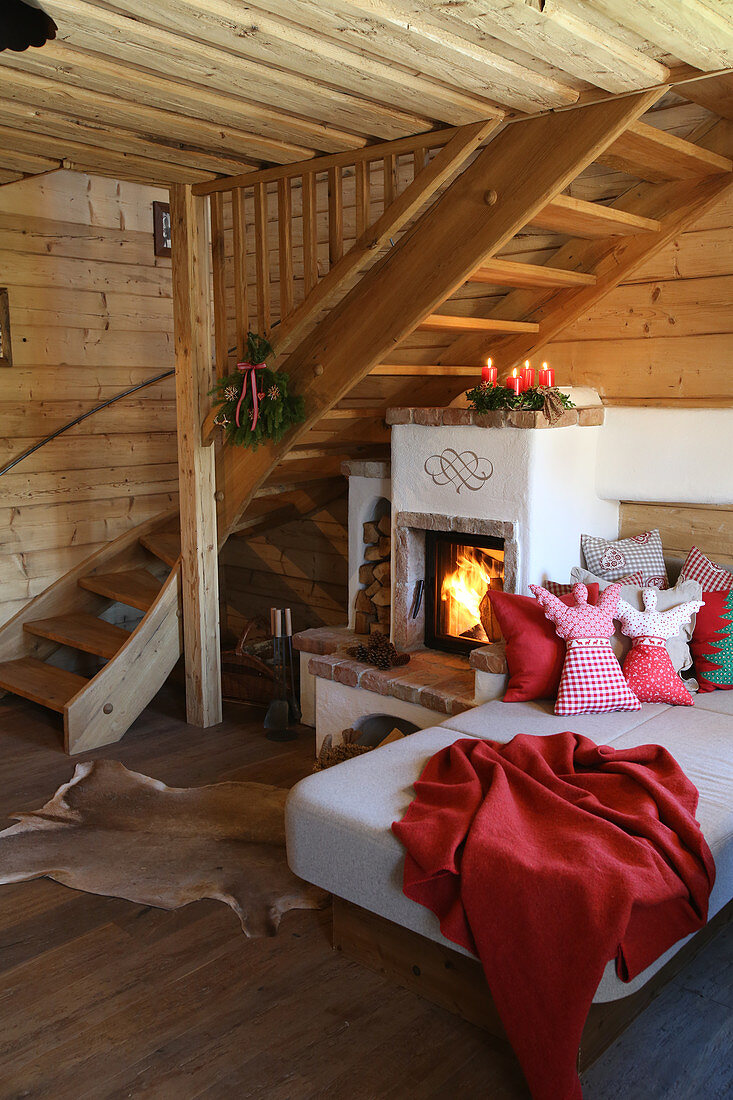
[235, 361, 267, 429]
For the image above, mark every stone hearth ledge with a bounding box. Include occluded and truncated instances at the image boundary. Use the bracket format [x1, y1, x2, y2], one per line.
[385, 407, 604, 429]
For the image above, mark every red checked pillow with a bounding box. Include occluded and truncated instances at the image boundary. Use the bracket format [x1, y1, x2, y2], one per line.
[530, 583, 641, 716]
[690, 589, 733, 692]
[487, 583, 599, 703]
[680, 546, 733, 593]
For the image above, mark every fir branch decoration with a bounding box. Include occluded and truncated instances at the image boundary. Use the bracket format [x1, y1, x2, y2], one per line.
[210, 331, 306, 449]
[464, 382, 575, 415]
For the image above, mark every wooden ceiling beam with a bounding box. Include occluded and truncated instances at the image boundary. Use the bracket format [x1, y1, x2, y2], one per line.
[88, 0, 504, 126]
[0, 149, 60, 175]
[253, 0, 576, 113]
[40, 0, 431, 139]
[0, 124, 215, 186]
[0, 67, 315, 165]
[0, 100, 261, 178]
[0, 44, 365, 154]
[0, 170, 25, 186]
[583, 0, 733, 71]
[401, 0, 669, 95]
[215, 89, 663, 538]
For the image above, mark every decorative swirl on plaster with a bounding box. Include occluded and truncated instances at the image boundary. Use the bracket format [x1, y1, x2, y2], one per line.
[424, 449, 493, 494]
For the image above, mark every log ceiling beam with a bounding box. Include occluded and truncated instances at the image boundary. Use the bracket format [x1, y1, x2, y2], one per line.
[214, 89, 663, 539]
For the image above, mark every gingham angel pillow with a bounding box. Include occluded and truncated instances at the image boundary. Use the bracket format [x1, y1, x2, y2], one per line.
[679, 545, 733, 592]
[581, 529, 668, 588]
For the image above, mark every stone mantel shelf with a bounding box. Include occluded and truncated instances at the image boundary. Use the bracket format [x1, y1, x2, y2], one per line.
[385, 406, 604, 429]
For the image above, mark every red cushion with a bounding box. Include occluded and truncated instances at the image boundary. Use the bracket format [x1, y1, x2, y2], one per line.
[690, 589, 733, 692]
[488, 584, 600, 703]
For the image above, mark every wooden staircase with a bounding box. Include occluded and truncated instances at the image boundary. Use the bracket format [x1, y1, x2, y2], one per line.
[2, 79, 733, 751]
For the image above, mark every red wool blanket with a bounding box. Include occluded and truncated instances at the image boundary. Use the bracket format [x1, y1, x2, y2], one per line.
[392, 732, 715, 1100]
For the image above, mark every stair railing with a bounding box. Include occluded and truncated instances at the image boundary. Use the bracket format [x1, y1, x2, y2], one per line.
[0, 369, 174, 477]
[191, 129, 467, 382]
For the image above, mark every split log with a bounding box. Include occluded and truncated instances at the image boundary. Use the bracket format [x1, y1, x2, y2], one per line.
[377, 515, 391, 537]
[373, 561, 390, 585]
[355, 589, 374, 613]
[377, 536, 391, 557]
[365, 545, 389, 562]
[376, 605, 391, 625]
[372, 587, 391, 607]
[355, 611, 377, 634]
[365, 580, 382, 598]
[358, 563, 376, 585]
[363, 521, 380, 544]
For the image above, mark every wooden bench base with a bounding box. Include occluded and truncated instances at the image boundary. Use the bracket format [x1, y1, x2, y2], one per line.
[332, 897, 731, 1071]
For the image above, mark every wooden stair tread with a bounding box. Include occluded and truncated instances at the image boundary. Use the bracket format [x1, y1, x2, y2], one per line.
[468, 259, 597, 290]
[78, 568, 163, 612]
[139, 529, 181, 566]
[417, 313, 539, 334]
[24, 613, 131, 660]
[531, 194, 661, 237]
[602, 120, 733, 182]
[0, 657, 87, 712]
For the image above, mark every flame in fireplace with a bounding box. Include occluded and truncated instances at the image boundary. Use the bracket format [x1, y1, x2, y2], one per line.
[441, 549, 504, 643]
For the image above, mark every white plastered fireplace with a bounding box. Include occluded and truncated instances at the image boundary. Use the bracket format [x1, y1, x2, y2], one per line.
[299, 403, 733, 747]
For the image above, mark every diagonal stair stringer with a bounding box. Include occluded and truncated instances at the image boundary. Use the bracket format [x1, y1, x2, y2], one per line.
[215, 88, 664, 539]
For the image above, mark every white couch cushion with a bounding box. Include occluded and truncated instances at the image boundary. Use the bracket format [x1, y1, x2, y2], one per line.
[286, 702, 732, 1004]
[691, 691, 733, 716]
[442, 698, 667, 745]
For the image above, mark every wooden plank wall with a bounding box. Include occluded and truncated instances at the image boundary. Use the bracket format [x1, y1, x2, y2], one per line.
[619, 502, 733, 569]
[219, 494, 348, 641]
[0, 170, 177, 629]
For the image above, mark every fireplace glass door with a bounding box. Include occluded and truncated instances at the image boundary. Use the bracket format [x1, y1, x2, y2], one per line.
[424, 531, 505, 654]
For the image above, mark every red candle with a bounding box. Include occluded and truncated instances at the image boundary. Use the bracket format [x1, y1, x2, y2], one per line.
[523, 359, 536, 389]
[539, 362, 554, 387]
[506, 368, 522, 396]
[482, 357, 498, 386]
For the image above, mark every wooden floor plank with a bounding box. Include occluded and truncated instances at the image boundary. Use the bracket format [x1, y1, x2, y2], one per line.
[0, 686, 728, 1097]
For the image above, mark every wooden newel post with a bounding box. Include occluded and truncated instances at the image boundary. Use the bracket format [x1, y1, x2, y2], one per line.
[170, 183, 222, 728]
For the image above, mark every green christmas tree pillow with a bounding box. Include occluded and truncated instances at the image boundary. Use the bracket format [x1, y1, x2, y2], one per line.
[690, 589, 733, 692]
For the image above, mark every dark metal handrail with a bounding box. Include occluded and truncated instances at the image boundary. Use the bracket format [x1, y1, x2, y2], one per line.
[0, 369, 175, 477]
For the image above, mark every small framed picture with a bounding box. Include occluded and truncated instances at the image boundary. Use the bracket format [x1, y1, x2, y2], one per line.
[0, 289, 12, 368]
[153, 201, 172, 257]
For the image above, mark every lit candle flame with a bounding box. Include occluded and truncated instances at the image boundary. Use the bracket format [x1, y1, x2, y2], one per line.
[486, 357, 492, 368]
[512, 367, 518, 378]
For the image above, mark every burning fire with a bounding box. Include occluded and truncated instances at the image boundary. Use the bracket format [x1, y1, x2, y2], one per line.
[440, 548, 503, 643]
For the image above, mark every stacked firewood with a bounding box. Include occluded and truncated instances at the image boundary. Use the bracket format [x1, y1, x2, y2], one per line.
[353, 512, 391, 636]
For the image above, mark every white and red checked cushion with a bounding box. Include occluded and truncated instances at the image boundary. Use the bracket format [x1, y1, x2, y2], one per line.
[530, 582, 641, 716]
[544, 571, 643, 596]
[581, 529, 668, 588]
[616, 590, 703, 706]
[680, 546, 733, 593]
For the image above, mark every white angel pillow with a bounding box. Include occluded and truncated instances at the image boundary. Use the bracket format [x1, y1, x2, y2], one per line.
[570, 568, 703, 674]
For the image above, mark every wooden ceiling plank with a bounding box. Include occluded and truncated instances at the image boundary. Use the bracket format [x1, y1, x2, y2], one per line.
[0, 149, 60, 175]
[215, 89, 663, 537]
[373, 365, 482, 376]
[0, 170, 25, 185]
[0, 99, 260, 177]
[253, 0, 578, 113]
[0, 124, 214, 185]
[469, 259, 597, 289]
[40, 0, 433, 139]
[0, 66, 316, 165]
[89, 0, 505, 125]
[681, 72, 733, 121]
[598, 119, 733, 181]
[403, 0, 669, 95]
[0, 45, 366, 154]
[530, 193, 661, 236]
[585, 0, 733, 71]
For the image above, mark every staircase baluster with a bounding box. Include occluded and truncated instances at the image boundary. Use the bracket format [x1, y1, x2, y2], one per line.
[328, 165, 343, 267]
[277, 177, 294, 320]
[232, 187, 249, 360]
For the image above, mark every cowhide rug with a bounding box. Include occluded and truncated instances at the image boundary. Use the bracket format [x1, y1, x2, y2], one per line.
[0, 760, 328, 937]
